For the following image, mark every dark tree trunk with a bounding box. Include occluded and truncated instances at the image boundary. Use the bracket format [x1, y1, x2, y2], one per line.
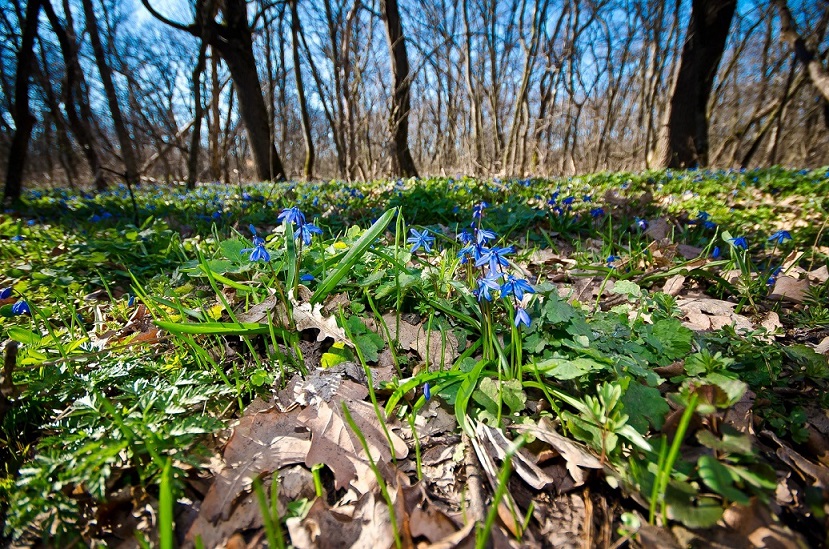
[773, 0, 829, 103]
[81, 0, 140, 186]
[289, 0, 315, 179]
[380, 0, 418, 177]
[3, 0, 42, 207]
[43, 0, 106, 190]
[188, 41, 208, 189]
[659, 0, 737, 169]
[141, 0, 285, 182]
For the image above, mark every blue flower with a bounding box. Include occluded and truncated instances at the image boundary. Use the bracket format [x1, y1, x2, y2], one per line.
[278, 207, 305, 225]
[730, 236, 748, 249]
[590, 207, 604, 218]
[472, 202, 489, 219]
[476, 274, 502, 302]
[696, 211, 710, 222]
[500, 276, 534, 300]
[300, 274, 315, 282]
[475, 246, 513, 273]
[407, 228, 435, 253]
[244, 245, 271, 262]
[12, 301, 30, 315]
[0, 288, 11, 300]
[457, 230, 473, 245]
[635, 217, 648, 230]
[703, 220, 717, 230]
[711, 246, 721, 259]
[249, 224, 265, 247]
[476, 228, 497, 245]
[514, 307, 531, 328]
[423, 382, 431, 401]
[583, 195, 592, 203]
[297, 223, 323, 246]
[562, 196, 575, 206]
[128, 295, 135, 307]
[768, 230, 792, 244]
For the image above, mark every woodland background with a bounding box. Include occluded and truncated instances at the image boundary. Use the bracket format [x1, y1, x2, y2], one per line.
[1, 0, 828, 201]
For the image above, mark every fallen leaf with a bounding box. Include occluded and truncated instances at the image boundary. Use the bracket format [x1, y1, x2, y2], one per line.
[199, 407, 311, 523]
[662, 274, 686, 296]
[676, 244, 703, 259]
[769, 276, 809, 304]
[763, 430, 829, 488]
[807, 265, 828, 284]
[235, 294, 277, 323]
[678, 298, 754, 332]
[298, 397, 408, 492]
[513, 417, 603, 487]
[644, 218, 671, 241]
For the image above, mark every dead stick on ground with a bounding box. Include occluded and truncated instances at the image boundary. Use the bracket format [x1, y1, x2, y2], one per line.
[462, 431, 486, 524]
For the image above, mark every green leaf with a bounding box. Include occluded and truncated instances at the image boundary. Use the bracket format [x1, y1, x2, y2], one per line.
[697, 454, 751, 504]
[321, 342, 353, 369]
[311, 208, 396, 304]
[536, 357, 606, 380]
[155, 320, 275, 336]
[455, 359, 488, 435]
[611, 280, 642, 299]
[696, 426, 753, 456]
[220, 238, 248, 262]
[621, 382, 670, 432]
[703, 372, 747, 406]
[647, 318, 693, 360]
[472, 377, 500, 417]
[542, 293, 575, 324]
[7, 326, 41, 346]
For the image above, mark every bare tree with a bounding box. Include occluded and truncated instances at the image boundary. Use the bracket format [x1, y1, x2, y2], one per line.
[141, 0, 286, 181]
[658, 0, 737, 168]
[773, 0, 829, 102]
[289, 0, 315, 179]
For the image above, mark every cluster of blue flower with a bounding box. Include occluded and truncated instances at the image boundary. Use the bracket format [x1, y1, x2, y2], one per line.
[409, 202, 536, 328]
[243, 207, 323, 263]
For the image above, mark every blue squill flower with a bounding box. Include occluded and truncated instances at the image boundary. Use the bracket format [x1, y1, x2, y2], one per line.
[249, 224, 265, 247]
[12, 301, 30, 315]
[476, 273, 502, 302]
[300, 274, 315, 282]
[500, 275, 534, 300]
[562, 197, 575, 206]
[514, 307, 531, 328]
[476, 246, 514, 272]
[0, 288, 11, 299]
[297, 223, 323, 246]
[278, 207, 305, 225]
[243, 245, 271, 262]
[768, 230, 792, 244]
[472, 202, 489, 219]
[731, 236, 748, 249]
[457, 230, 473, 245]
[423, 382, 431, 401]
[590, 207, 604, 218]
[407, 228, 435, 253]
[635, 217, 648, 230]
[476, 228, 496, 245]
[711, 246, 721, 259]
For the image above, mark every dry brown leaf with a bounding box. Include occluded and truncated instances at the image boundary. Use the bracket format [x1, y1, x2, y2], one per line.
[662, 274, 686, 296]
[676, 244, 703, 259]
[763, 430, 829, 489]
[815, 336, 829, 356]
[807, 265, 829, 284]
[412, 325, 459, 370]
[769, 276, 809, 304]
[534, 493, 587, 548]
[678, 297, 754, 332]
[235, 294, 277, 323]
[514, 417, 603, 487]
[644, 217, 671, 240]
[475, 422, 560, 490]
[298, 397, 408, 492]
[199, 407, 311, 523]
[760, 312, 783, 335]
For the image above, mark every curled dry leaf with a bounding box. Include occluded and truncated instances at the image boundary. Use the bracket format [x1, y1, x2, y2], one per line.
[678, 297, 754, 332]
[513, 417, 603, 487]
[662, 274, 686, 296]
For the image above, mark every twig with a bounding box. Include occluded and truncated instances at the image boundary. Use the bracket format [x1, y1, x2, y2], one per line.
[462, 431, 486, 524]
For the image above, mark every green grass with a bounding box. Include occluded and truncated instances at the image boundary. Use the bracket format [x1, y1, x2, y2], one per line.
[1, 168, 827, 545]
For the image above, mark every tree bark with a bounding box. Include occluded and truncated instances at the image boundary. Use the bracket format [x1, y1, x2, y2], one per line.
[773, 0, 829, 103]
[81, 0, 140, 186]
[380, 0, 418, 177]
[3, 0, 42, 207]
[289, 0, 315, 179]
[141, 0, 286, 181]
[658, 0, 737, 169]
[188, 41, 207, 189]
[43, 0, 106, 190]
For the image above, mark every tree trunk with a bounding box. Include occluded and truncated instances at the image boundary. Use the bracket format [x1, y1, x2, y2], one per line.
[43, 0, 106, 190]
[289, 0, 315, 179]
[658, 0, 737, 169]
[773, 0, 829, 103]
[3, 0, 42, 207]
[188, 41, 207, 189]
[141, 0, 286, 181]
[81, 0, 140, 186]
[380, 0, 418, 177]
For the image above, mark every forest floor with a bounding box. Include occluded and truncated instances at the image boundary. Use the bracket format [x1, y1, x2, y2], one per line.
[1, 168, 828, 548]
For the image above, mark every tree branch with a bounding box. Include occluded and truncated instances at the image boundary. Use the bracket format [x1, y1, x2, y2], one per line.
[772, 0, 829, 102]
[139, 0, 196, 34]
